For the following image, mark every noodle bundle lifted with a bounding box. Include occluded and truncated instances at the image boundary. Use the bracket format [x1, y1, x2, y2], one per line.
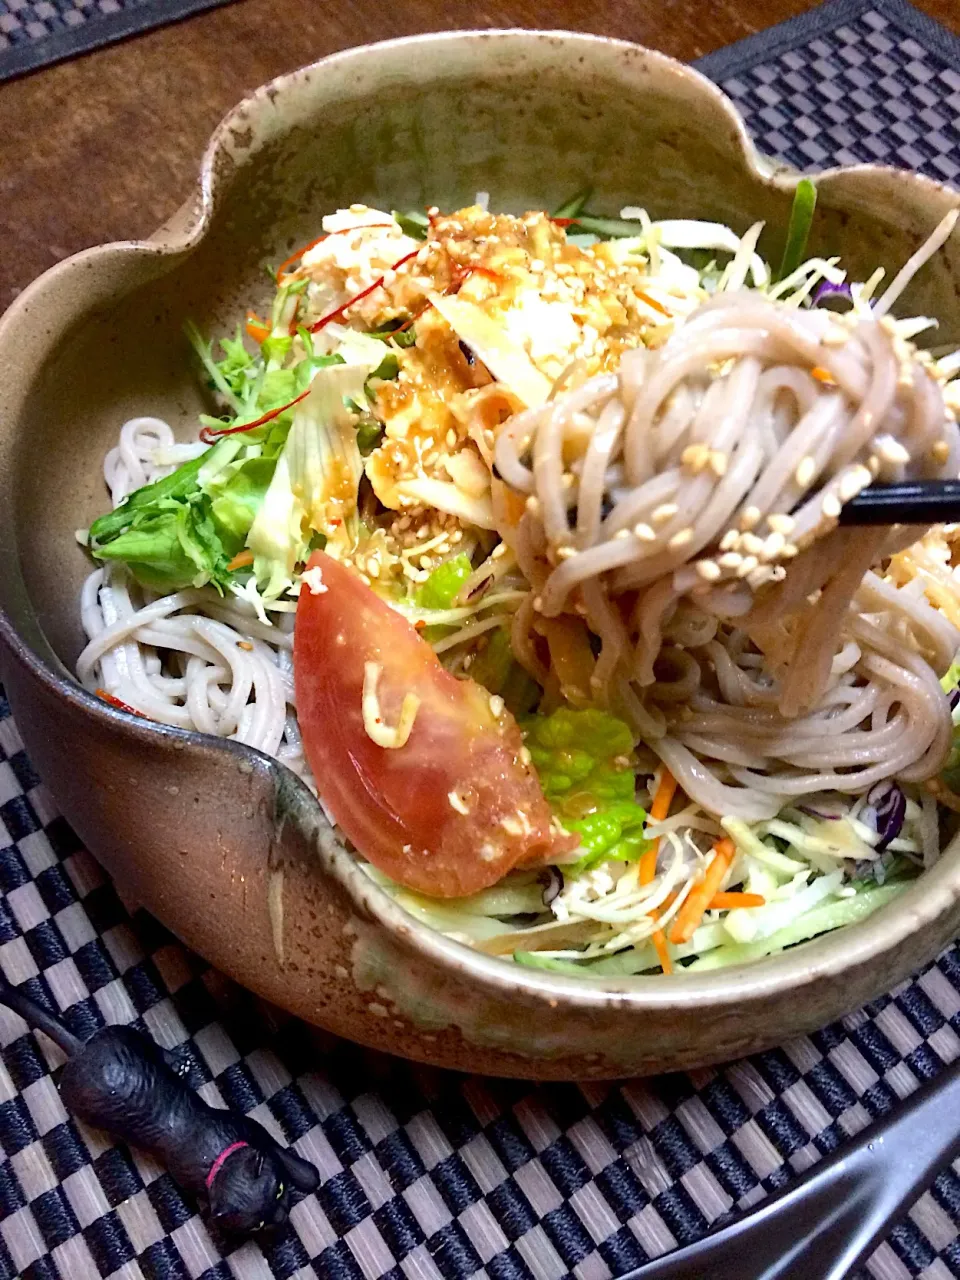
[496, 282, 960, 821]
[76, 192, 960, 975]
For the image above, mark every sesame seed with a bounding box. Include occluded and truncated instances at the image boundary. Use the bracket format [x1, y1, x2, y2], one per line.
[741, 533, 764, 556]
[445, 429, 457, 448]
[695, 559, 721, 581]
[867, 454, 880, 476]
[556, 545, 578, 558]
[653, 503, 679, 524]
[822, 325, 849, 347]
[795, 456, 816, 488]
[719, 530, 739, 551]
[736, 555, 759, 578]
[877, 437, 910, 466]
[839, 469, 867, 502]
[931, 440, 951, 464]
[681, 443, 710, 473]
[614, 528, 631, 540]
[739, 506, 761, 531]
[719, 551, 743, 570]
[762, 531, 785, 560]
[747, 565, 774, 590]
[633, 522, 656, 541]
[822, 493, 842, 519]
[492, 542, 508, 558]
[526, 495, 541, 514]
[489, 695, 505, 717]
[710, 451, 728, 478]
[533, 596, 543, 611]
[781, 543, 799, 558]
[669, 528, 693, 550]
[767, 513, 795, 535]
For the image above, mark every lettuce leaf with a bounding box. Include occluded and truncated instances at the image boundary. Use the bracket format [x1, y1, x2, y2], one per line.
[247, 362, 370, 596]
[522, 707, 647, 872]
[92, 495, 232, 592]
[88, 434, 285, 593]
[415, 554, 472, 609]
[468, 627, 540, 717]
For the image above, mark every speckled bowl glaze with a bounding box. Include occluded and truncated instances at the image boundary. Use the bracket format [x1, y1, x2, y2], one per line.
[2, 32, 960, 1079]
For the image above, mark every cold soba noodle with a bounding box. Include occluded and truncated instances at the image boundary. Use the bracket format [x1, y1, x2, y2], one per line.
[76, 194, 960, 975]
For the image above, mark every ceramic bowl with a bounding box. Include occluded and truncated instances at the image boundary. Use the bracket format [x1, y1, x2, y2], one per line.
[2, 31, 960, 1080]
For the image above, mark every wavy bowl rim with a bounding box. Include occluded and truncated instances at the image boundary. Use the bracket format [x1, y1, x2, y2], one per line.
[2, 28, 960, 1016]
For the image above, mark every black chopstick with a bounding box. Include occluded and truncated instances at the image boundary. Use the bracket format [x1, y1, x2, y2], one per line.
[838, 479, 960, 526]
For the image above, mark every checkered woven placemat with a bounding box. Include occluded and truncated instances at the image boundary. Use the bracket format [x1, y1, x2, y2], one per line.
[0, 0, 233, 81]
[4, 3, 960, 1279]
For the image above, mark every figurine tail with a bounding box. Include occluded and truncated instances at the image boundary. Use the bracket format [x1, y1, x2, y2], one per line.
[0, 975, 84, 1057]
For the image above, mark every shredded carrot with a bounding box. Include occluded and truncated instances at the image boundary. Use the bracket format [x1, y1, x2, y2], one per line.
[638, 768, 677, 885]
[811, 365, 836, 385]
[651, 927, 673, 975]
[95, 689, 148, 719]
[245, 312, 270, 344]
[669, 838, 735, 945]
[227, 549, 255, 572]
[635, 289, 671, 318]
[709, 891, 765, 910]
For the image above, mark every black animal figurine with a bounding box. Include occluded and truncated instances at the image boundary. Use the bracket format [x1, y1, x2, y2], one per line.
[0, 975, 319, 1234]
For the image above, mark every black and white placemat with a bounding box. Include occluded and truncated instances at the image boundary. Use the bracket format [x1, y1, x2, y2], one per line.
[0, 0, 233, 81]
[3, 3, 960, 1279]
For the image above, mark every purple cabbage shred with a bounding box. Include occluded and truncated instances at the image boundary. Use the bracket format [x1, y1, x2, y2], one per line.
[864, 780, 907, 853]
[812, 279, 854, 310]
[539, 867, 563, 906]
[798, 805, 840, 820]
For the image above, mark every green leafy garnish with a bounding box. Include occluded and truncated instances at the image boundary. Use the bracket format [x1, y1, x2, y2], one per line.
[468, 627, 540, 718]
[184, 322, 246, 413]
[775, 178, 818, 282]
[552, 187, 593, 218]
[356, 417, 384, 456]
[366, 353, 400, 396]
[563, 214, 642, 240]
[92, 493, 233, 592]
[88, 434, 280, 592]
[522, 708, 647, 873]
[415, 553, 473, 609]
[368, 319, 417, 348]
[393, 209, 430, 240]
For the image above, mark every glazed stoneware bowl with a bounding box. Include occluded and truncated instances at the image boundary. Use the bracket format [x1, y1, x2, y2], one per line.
[3, 31, 960, 1081]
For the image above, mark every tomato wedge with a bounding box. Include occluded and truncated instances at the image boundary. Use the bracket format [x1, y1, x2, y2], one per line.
[294, 550, 574, 897]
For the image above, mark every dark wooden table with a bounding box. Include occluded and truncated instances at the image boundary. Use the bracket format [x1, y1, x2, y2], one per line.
[1, 0, 958, 312]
